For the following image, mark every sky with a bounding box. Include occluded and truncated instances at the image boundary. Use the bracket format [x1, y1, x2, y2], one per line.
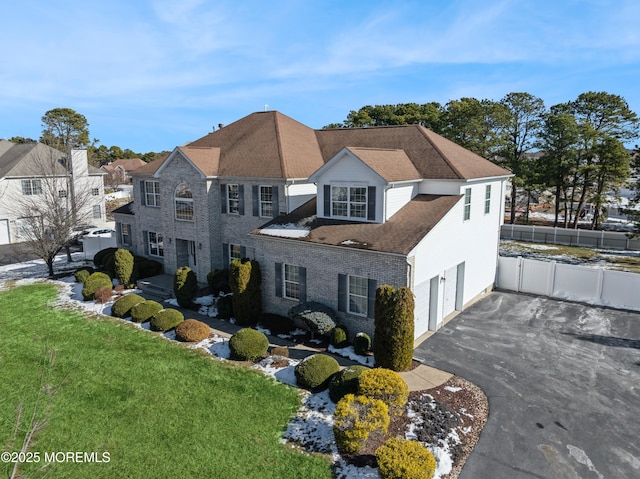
[2, 0, 639, 154]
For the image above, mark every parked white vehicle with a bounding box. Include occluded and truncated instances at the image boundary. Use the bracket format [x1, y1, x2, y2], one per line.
[79, 228, 115, 242]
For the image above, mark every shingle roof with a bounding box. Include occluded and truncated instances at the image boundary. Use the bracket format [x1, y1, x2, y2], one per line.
[112, 201, 134, 215]
[337, 147, 422, 182]
[101, 158, 147, 173]
[252, 195, 462, 255]
[176, 146, 220, 177]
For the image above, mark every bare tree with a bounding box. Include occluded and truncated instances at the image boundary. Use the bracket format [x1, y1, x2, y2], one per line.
[10, 145, 95, 276]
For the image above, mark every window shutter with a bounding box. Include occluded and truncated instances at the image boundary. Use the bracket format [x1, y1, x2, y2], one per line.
[238, 185, 245, 215]
[115, 222, 122, 245]
[252, 185, 259, 216]
[324, 185, 331, 216]
[367, 186, 376, 221]
[220, 184, 227, 213]
[222, 243, 229, 267]
[299, 266, 307, 303]
[140, 181, 146, 206]
[272, 185, 279, 217]
[274, 263, 282, 297]
[338, 274, 347, 312]
[240, 245, 246, 259]
[367, 278, 377, 319]
[143, 231, 149, 254]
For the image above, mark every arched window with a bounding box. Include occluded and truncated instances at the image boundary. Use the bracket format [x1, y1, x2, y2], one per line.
[175, 184, 194, 221]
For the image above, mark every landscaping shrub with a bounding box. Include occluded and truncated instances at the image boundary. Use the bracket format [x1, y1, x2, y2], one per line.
[94, 286, 113, 304]
[376, 438, 436, 479]
[230, 259, 262, 326]
[358, 368, 409, 414]
[111, 293, 145, 318]
[333, 394, 390, 455]
[114, 248, 135, 287]
[174, 266, 198, 308]
[150, 309, 184, 332]
[259, 313, 294, 335]
[136, 258, 163, 279]
[175, 319, 211, 342]
[229, 328, 269, 361]
[288, 302, 337, 338]
[294, 353, 340, 391]
[93, 247, 118, 269]
[74, 268, 92, 284]
[330, 325, 349, 348]
[130, 300, 163, 323]
[373, 285, 415, 371]
[114, 284, 125, 294]
[270, 346, 289, 358]
[328, 365, 368, 403]
[207, 269, 231, 295]
[216, 295, 233, 319]
[354, 332, 371, 356]
[81, 272, 113, 301]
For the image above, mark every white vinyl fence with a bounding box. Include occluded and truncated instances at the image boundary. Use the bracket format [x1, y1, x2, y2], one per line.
[501, 224, 640, 250]
[496, 256, 640, 312]
[82, 235, 117, 261]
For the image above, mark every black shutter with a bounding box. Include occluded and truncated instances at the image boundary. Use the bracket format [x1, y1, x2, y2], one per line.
[299, 266, 307, 303]
[324, 185, 331, 216]
[338, 274, 347, 312]
[220, 184, 227, 213]
[240, 245, 246, 259]
[238, 185, 245, 215]
[367, 278, 378, 319]
[140, 181, 146, 206]
[274, 263, 282, 297]
[272, 185, 279, 217]
[142, 231, 149, 254]
[367, 186, 376, 221]
[115, 222, 122, 245]
[252, 185, 259, 216]
[222, 243, 229, 267]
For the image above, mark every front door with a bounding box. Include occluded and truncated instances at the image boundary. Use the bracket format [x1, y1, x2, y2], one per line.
[176, 239, 197, 270]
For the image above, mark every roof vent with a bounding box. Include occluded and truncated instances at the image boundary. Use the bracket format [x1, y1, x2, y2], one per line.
[218, 123, 224, 129]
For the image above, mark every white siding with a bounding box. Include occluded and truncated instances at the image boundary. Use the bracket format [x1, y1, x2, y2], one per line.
[419, 179, 466, 195]
[385, 184, 418, 220]
[286, 182, 316, 212]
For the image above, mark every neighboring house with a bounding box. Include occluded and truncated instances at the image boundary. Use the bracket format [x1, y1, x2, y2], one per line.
[114, 111, 511, 339]
[0, 140, 106, 245]
[101, 158, 147, 186]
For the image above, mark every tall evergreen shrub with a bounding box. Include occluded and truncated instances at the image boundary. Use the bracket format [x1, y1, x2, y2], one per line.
[114, 248, 135, 288]
[174, 266, 198, 308]
[373, 285, 415, 371]
[229, 259, 262, 325]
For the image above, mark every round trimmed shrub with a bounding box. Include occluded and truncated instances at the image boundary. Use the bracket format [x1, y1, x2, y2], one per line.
[150, 308, 184, 332]
[175, 319, 211, 342]
[74, 268, 92, 284]
[358, 368, 409, 414]
[111, 293, 145, 318]
[82, 272, 112, 301]
[328, 365, 368, 403]
[376, 437, 436, 479]
[229, 328, 269, 361]
[294, 353, 340, 391]
[354, 332, 371, 356]
[333, 394, 390, 455]
[93, 247, 117, 269]
[331, 326, 349, 348]
[130, 300, 163, 323]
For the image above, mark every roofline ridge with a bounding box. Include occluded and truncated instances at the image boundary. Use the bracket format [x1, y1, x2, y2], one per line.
[272, 111, 287, 178]
[417, 126, 464, 180]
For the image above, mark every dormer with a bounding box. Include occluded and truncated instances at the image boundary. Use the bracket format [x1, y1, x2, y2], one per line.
[309, 147, 423, 223]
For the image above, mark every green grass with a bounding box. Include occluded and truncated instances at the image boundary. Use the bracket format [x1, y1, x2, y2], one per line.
[0, 284, 331, 479]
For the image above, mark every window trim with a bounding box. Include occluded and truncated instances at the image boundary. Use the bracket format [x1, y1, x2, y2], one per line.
[259, 185, 273, 218]
[463, 188, 472, 221]
[347, 275, 368, 317]
[283, 263, 300, 300]
[174, 184, 194, 221]
[148, 231, 164, 257]
[121, 223, 131, 245]
[227, 184, 240, 215]
[92, 204, 101, 219]
[484, 185, 491, 215]
[229, 243, 242, 264]
[331, 185, 367, 219]
[144, 180, 160, 207]
[21, 179, 42, 196]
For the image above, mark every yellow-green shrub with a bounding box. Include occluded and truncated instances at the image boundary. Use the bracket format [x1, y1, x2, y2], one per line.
[375, 437, 436, 479]
[333, 394, 390, 455]
[358, 368, 409, 414]
[81, 272, 112, 301]
[111, 293, 145, 318]
[150, 308, 184, 332]
[130, 300, 163, 323]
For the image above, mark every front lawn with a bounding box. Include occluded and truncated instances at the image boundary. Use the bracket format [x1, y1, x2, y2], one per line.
[0, 283, 331, 479]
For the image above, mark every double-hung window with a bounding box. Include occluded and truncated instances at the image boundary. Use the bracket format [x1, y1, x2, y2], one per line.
[259, 186, 273, 217]
[174, 184, 194, 221]
[463, 188, 472, 221]
[145, 181, 160, 207]
[92, 205, 101, 219]
[148, 232, 164, 257]
[484, 185, 491, 214]
[348, 275, 368, 316]
[21, 179, 42, 196]
[227, 184, 240, 214]
[229, 244, 242, 264]
[283, 264, 300, 300]
[121, 223, 131, 245]
[331, 185, 367, 219]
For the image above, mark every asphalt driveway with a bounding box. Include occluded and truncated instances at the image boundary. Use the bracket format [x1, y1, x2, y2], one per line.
[414, 291, 640, 479]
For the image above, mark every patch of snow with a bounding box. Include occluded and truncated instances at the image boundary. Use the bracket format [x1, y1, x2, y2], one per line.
[444, 386, 462, 393]
[194, 295, 215, 306]
[260, 223, 310, 238]
[165, 298, 180, 307]
[255, 325, 271, 336]
[328, 344, 375, 366]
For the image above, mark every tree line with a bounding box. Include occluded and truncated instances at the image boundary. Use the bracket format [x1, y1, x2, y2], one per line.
[325, 92, 640, 229]
[7, 107, 166, 167]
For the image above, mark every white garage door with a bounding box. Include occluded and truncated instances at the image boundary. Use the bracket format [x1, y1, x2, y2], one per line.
[414, 279, 430, 338]
[442, 265, 458, 319]
[0, 219, 9, 245]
